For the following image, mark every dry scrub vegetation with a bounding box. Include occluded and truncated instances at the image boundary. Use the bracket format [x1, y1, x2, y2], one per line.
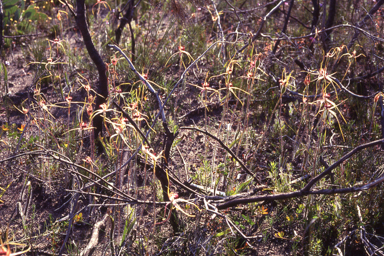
[1, 0, 384, 255]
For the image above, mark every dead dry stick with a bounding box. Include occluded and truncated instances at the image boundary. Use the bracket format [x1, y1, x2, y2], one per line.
[210, 0, 225, 60]
[44, 149, 135, 200]
[223, 0, 241, 22]
[302, 139, 384, 192]
[66, 189, 167, 205]
[3, 33, 42, 38]
[260, 23, 384, 44]
[332, 77, 375, 99]
[0, 146, 134, 202]
[80, 213, 109, 256]
[347, 66, 384, 82]
[189, 183, 226, 196]
[204, 200, 260, 248]
[0, 150, 44, 164]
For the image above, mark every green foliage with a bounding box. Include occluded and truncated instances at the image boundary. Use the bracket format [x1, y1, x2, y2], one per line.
[3, 0, 22, 26]
[3, 0, 49, 35]
[120, 206, 136, 247]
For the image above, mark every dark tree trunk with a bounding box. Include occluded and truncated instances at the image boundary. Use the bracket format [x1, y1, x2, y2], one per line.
[311, 0, 320, 30]
[115, 0, 133, 44]
[322, 0, 336, 51]
[325, 0, 336, 30]
[115, 0, 135, 62]
[76, 0, 109, 141]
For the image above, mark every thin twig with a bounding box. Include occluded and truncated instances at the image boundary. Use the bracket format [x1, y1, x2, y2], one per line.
[180, 126, 261, 184]
[260, 23, 384, 43]
[66, 189, 167, 205]
[4, 33, 42, 38]
[302, 139, 384, 192]
[237, 0, 287, 53]
[210, 0, 225, 60]
[62, 0, 76, 17]
[223, 0, 241, 23]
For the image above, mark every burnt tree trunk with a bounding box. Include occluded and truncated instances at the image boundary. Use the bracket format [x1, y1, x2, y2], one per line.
[321, 0, 336, 52]
[76, 0, 109, 141]
[311, 0, 320, 30]
[115, 0, 135, 62]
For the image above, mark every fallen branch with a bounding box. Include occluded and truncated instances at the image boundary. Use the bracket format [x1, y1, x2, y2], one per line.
[302, 139, 383, 191]
[214, 139, 384, 209]
[80, 213, 109, 256]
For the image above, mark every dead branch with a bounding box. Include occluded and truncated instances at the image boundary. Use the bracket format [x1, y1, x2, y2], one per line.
[80, 213, 109, 256]
[260, 23, 384, 43]
[347, 0, 384, 50]
[59, 193, 80, 256]
[213, 139, 384, 209]
[302, 139, 383, 191]
[108, 44, 168, 128]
